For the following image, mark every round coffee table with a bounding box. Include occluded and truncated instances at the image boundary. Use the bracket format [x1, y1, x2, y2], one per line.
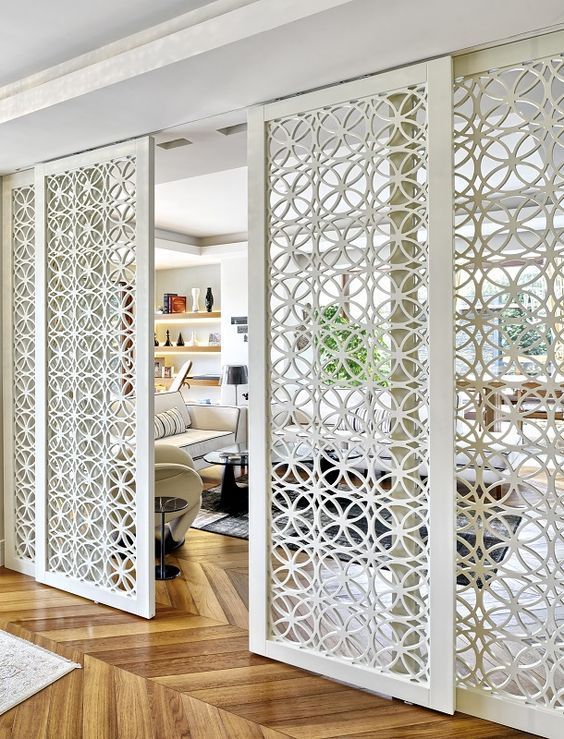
[203, 446, 249, 513]
[155, 496, 189, 580]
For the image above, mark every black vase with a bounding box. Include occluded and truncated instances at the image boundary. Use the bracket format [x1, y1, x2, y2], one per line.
[205, 287, 214, 312]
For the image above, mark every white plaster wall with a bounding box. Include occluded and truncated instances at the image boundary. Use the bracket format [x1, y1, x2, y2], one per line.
[220, 253, 249, 405]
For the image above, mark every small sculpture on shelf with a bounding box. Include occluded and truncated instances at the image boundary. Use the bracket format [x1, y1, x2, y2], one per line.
[154, 332, 159, 347]
[176, 332, 185, 347]
[164, 330, 172, 347]
[191, 287, 201, 312]
[205, 287, 214, 312]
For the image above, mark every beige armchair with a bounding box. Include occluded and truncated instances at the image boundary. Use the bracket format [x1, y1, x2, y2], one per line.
[155, 444, 203, 552]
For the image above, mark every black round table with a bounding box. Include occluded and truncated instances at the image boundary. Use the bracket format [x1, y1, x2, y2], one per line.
[203, 447, 249, 513]
[155, 496, 189, 580]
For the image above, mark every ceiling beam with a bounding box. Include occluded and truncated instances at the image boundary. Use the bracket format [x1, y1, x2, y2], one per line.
[199, 231, 248, 247]
[0, 0, 357, 125]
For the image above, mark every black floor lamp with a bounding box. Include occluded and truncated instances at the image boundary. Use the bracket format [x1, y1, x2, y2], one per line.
[222, 365, 248, 405]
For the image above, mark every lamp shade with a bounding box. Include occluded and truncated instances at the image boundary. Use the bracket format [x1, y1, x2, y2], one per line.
[222, 364, 248, 386]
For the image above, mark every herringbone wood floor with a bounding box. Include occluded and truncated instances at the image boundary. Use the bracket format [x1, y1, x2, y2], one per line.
[0, 473, 535, 738]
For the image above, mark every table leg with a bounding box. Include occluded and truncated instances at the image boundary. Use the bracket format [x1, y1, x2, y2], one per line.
[220, 463, 249, 513]
[159, 511, 166, 579]
[155, 509, 182, 580]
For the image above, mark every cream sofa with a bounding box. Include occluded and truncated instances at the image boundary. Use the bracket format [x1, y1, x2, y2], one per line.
[155, 391, 242, 470]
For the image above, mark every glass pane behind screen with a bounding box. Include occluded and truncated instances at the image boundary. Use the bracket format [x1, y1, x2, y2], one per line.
[266, 86, 432, 681]
[454, 55, 564, 712]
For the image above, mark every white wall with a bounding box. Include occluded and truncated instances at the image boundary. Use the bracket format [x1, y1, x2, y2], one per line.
[220, 253, 249, 405]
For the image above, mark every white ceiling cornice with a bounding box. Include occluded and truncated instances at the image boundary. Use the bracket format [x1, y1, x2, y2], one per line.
[0, 0, 356, 125]
[155, 228, 247, 270]
[156, 227, 248, 248]
[1, 0, 563, 173]
[0, 1, 251, 99]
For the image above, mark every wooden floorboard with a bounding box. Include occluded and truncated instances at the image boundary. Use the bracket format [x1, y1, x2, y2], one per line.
[0, 524, 537, 738]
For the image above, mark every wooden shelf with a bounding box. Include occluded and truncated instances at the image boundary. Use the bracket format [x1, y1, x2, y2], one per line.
[187, 377, 221, 387]
[154, 376, 220, 389]
[155, 311, 221, 321]
[155, 346, 220, 354]
[154, 377, 174, 387]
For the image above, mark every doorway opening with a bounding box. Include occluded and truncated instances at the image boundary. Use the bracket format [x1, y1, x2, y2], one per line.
[152, 111, 251, 563]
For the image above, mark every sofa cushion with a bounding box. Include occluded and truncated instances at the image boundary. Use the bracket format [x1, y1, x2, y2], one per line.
[154, 407, 186, 440]
[155, 429, 236, 459]
[154, 391, 191, 428]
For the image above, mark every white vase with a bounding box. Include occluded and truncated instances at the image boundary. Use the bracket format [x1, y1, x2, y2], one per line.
[186, 331, 194, 346]
[191, 287, 201, 312]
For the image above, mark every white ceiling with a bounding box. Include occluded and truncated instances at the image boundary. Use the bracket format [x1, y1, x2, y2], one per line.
[155, 166, 248, 236]
[155, 109, 247, 184]
[0, 0, 562, 173]
[0, 0, 215, 87]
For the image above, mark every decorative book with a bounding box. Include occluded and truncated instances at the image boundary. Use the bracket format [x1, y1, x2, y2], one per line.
[163, 293, 177, 313]
[171, 295, 187, 313]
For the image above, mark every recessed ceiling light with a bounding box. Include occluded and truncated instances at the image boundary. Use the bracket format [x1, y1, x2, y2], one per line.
[216, 123, 247, 137]
[157, 138, 193, 150]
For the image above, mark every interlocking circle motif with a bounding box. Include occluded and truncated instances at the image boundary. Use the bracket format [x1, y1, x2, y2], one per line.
[266, 86, 431, 681]
[455, 55, 564, 710]
[11, 185, 36, 563]
[44, 156, 138, 597]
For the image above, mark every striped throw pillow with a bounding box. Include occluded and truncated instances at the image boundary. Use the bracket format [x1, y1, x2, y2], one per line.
[154, 407, 186, 440]
[350, 407, 392, 435]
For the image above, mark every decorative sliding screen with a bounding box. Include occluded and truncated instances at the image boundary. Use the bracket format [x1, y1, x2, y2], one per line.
[249, 59, 454, 710]
[454, 36, 564, 738]
[34, 139, 155, 617]
[2, 172, 37, 575]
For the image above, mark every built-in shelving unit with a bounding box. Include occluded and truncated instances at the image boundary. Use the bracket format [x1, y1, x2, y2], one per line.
[154, 307, 222, 394]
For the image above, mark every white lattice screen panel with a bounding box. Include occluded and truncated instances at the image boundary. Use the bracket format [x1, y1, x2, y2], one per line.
[454, 53, 564, 716]
[7, 183, 37, 568]
[36, 142, 154, 617]
[266, 85, 432, 682]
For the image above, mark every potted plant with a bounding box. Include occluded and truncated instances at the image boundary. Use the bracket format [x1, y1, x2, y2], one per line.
[315, 305, 390, 387]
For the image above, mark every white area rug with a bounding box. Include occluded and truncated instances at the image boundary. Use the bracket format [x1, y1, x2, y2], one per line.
[0, 630, 81, 714]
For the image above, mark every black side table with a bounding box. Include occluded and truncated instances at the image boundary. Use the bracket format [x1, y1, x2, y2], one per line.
[155, 496, 189, 580]
[203, 447, 249, 514]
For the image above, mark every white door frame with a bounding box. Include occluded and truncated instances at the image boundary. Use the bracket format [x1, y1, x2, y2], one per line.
[34, 138, 155, 618]
[248, 57, 455, 711]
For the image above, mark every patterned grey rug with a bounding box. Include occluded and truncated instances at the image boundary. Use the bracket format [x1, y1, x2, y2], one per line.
[192, 477, 249, 539]
[192, 478, 521, 587]
[0, 630, 81, 715]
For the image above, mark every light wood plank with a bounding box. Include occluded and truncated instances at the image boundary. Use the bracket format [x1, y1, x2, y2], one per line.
[0, 531, 537, 738]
